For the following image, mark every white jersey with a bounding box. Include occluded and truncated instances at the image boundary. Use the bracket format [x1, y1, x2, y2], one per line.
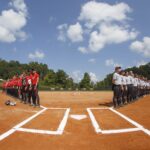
[113, 72, 122, 85]
[138, 79, 142, 86]
[121, 76, 127, 85]
[133, 78, 138, 87]
[129, 76, 134, 85]
[137, 78, 141, 86]
[126, 76, 131, 85]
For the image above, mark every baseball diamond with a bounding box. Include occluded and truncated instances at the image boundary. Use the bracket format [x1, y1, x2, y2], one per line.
[0, 91, 150, 150]
[0, 0, 150, 150]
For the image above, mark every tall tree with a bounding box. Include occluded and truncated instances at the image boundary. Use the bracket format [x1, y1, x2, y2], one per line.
[55, 70, 68, 88]
[79, 73, 91, 90]
[44, 69, 56, 87]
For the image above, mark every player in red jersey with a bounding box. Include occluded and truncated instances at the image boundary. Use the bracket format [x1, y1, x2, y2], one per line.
[21, 72, 28, 103]
[30, 69, 40, 107]
[18, 74, 23, 100]
[26, 70, 33, 105]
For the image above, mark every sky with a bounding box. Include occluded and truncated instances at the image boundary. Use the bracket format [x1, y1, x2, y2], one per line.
[0, 0, 150, 82]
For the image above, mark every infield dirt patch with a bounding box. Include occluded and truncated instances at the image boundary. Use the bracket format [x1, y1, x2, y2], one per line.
[0, 91, 150, 150]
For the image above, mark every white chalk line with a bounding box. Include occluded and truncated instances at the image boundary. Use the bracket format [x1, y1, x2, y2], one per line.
[87, 108, 102, 133]
[1, 105, 150, 141]
[57, 108, 70, 134]
[16, 128, 61, 135]
[0, 108, 47, 141]
[109, 108, 150, 136]
[102, 128, 140, 134]
[16, 108, 70, 135]
[0, 107, 70, 140]
[87, 108, 150, 136]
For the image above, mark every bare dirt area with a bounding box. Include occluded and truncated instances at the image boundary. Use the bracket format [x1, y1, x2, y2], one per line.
[0, 91, 150, 150]
[0, 93, 41, 134]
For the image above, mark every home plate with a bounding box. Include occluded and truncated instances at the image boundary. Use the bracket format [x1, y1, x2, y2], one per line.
[70, 115, 87, 120]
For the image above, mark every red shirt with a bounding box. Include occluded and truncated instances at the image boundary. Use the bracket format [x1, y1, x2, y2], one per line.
[9, 80, 14, 87]
[26, 75, 32, 86]
[31, 73, 39, 85]
[13, 78, 18, 86]
[18, 77, 22, 87]
[6, 81, 10, 87]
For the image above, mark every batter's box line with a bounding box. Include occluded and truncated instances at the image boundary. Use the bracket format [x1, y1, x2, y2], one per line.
[0, 108, 47, 141]
[16, 108, 70, 135]
[101, 128, 140, 134]
[16, 128, 62, 135]
[0, 107, 70, 141]
[87, 108, 150, 136]
[15, 108, 70, 135]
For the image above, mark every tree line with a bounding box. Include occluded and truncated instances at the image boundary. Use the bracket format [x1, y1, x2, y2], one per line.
[0, 59, 150, 90]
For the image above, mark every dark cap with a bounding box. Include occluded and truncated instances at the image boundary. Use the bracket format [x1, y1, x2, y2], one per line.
[115, 66, 121, 70]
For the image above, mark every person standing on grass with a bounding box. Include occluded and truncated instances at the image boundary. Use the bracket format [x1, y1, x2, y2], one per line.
[112, 66, 122, 108]
[30, 69, 40, 107]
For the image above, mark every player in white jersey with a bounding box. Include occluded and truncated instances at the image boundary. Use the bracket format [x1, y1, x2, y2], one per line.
[120, 70, 127, 104]
[125, 71, 131, 103]
[133, 74, 138, 100]
[112, 66, 122, 108]
[127, 71, 134, 102]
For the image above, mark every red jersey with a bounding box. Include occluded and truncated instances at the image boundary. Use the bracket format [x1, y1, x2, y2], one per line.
[13, 78, 18, 86]
[18, 77, 23, 87]
[8, 79, 13, 87]
[22, 77, 27, 87]
[26, 75, 32, 86]
[31, 72, 39, 85]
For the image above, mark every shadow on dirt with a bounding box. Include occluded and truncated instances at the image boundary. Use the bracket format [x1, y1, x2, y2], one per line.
[98, 101, 113, 107]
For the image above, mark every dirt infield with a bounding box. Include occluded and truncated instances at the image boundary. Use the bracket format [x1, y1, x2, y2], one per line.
[0, 91, 150, 150]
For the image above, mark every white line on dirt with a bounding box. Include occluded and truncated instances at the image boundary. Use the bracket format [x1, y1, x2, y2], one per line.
[16, 128, 61, 135]
[109, 108, 150, 136]
[87, 107, 150, 136]
[0, 108, 47, 141]
[87, 108, 102, 133]
[13, 108, 47, 129]
[16, 108, 70, 135]
[70, 115, 87, 120]
[0, 107, 70, 140]
[102, 128, 140, 134]
[57, 108, 70, 134]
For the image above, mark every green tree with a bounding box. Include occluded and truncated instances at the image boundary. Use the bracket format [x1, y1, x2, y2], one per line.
[55, 70, 68, 89]
[79, 73, 91, 90]
[44, 69, 56, 87]
[66, 77, 74, 89]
